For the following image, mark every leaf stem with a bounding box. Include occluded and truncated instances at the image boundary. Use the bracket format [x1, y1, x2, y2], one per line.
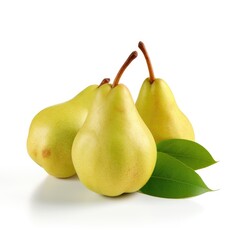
[112, 51, 138, 88]
[138, 41, 155, 83]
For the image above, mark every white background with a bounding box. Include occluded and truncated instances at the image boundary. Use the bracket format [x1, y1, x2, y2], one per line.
[0, 0, 239, 239]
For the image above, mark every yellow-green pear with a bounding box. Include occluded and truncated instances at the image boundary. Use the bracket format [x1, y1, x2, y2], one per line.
[27, 79, 110, 178]
[136, 42, 195, 143]
[72, 52, 157, 197]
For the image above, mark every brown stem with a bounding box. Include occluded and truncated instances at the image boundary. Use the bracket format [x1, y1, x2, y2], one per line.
[138, 41, 155, 83]
[98, 78, 110, 87]
[112, 51, 138, 88]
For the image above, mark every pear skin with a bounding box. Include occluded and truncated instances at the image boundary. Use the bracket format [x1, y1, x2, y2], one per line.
[72, 84, 156, 196]
[27, 83, 108, 178]
[72, 52, 157, 196]
[136, 41, 194, 143]
[136, 78, 195, 143]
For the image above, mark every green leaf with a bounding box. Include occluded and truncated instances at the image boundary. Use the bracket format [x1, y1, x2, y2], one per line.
[140, 152, 212, 198]
[157, 139, 217, 170]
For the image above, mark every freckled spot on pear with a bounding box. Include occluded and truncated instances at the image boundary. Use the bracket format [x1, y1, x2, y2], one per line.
[42, 149, 51, 158]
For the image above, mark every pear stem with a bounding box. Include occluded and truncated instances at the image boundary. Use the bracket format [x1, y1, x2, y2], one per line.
[112, 51, 138, 88]
[138, 41, 155, 83]
[98, 78, 110, 87]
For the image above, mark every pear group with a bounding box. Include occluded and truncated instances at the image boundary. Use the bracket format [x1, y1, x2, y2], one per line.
[27, 41, 195, 197]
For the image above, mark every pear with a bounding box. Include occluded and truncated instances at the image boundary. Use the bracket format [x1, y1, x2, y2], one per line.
[27, 78, 110, 178]
[136, 41, 195, 143]
[72, 52, 157, 197]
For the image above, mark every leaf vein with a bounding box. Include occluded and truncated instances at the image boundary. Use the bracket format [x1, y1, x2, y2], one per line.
[159, 151, 206, 161]
[151, 175, 208, 190]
